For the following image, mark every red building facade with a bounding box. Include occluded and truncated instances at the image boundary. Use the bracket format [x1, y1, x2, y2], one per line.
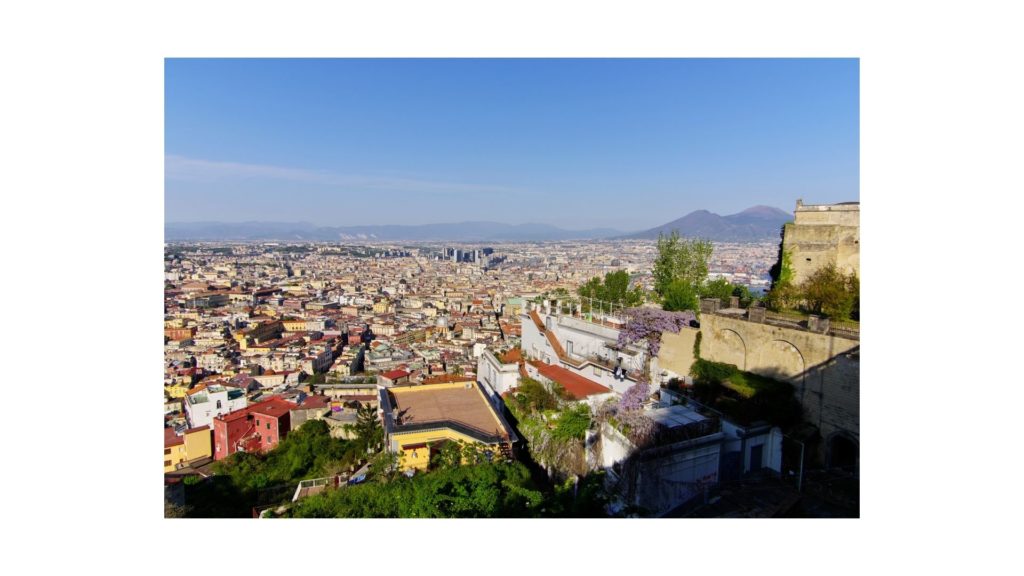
[213, 397, 296, 460]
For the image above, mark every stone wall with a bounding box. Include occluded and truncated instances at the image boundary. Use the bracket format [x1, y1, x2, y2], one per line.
[700, 313, 860, 452]
[657, 327, 699, 380]
[784, 201, 859, 285]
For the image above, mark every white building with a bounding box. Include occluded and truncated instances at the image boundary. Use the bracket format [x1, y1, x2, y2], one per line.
[476, 350, 521, 407]
[184, 384, 248, 429]
[519, 301, 649, 396]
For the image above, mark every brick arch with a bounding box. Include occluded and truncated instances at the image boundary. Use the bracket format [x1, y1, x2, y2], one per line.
[717, 328, 747, 370]
[760, 339, 806, 382]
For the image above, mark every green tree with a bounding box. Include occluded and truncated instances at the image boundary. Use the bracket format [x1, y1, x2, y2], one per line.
[700, 277, 734, 305]
[801, 263, 858, 320]
[430, 440, 464, 470]
[513, 377, 560, 412]
[346, 403, 383, 454]
[765, 249, 796, 311]
[653, 231, 681, 297]
[653, 231, 713, 300]
[551, 404, 591, 442]
[578, 270, 644, 310]
[662, 279, 699, 312]
[732, 284, 755, 308]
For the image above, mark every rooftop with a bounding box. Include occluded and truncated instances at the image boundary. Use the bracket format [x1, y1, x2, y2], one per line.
[420, 374, 474, 385]
[647, 404, 708, 429]
[527, 360, 612, 400]
[218, 397, 296, 423]
[387, 383, 508, 439]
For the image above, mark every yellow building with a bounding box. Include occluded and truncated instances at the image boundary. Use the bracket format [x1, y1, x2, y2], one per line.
[164, 382, 191, 399]
[283, 319, 310, 332]
[379, 380, 517, 472]
[163, 426, 213, 473]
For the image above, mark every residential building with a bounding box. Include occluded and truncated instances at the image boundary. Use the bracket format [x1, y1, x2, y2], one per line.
[184, 384, 247, 429]
[378, 380, 518, 472]
[164, 426, 213, 472]
[213, 397, 297, 460]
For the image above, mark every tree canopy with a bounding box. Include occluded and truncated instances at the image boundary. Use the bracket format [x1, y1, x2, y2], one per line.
[653, 231, 713, 298]
[662, 279, 699, 313]
[578, 270, 644, 309]
[800, 263, 859, 320]
[286, 461, 547, 518]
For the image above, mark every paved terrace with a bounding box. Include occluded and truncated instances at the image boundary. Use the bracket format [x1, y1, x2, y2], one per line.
[387, 385, 509, 439]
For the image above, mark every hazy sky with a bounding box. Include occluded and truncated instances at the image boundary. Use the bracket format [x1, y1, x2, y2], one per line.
[165, 58, 859, 231]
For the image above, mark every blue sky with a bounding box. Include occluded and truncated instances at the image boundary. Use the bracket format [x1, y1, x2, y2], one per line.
[165, 58, 858, 231]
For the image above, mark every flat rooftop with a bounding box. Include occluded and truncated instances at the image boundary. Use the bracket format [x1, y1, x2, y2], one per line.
[388, 384, 508, 439]
[647, 405, 708, 429]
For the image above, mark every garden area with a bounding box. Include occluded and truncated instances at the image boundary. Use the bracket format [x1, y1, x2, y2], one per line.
[688, 359, 803, 431]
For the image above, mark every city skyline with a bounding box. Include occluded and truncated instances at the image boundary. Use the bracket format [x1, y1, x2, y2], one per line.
[166, 58, 859, 229]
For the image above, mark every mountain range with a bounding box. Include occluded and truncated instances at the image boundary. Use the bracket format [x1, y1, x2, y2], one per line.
[619, 205, 792, 241]
[164, 221, 624, 242]
[165, 206, 793, 242]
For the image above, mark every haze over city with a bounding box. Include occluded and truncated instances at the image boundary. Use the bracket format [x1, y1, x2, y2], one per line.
[166, 59, 859, 230]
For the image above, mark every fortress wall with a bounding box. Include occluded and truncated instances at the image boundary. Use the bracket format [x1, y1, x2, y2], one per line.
[700, 313, 860, 443]
[656, 327, 699, 380]
[784, 203, 860, 284]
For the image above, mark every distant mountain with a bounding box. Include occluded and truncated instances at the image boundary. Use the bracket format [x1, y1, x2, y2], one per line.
[165, 221, 627, 242]
[621, 206, 792, 241]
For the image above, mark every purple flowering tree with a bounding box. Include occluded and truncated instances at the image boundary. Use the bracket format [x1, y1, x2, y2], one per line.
[613, 307, 696, 446]
[615, 307, 696, 358]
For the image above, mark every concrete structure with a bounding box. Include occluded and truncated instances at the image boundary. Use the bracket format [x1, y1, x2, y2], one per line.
[378, 381, 517, 472]
[783, 199, 859, 285]
[596, 400, 783, 516]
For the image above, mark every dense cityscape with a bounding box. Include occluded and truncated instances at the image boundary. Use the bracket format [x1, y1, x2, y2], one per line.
[161, 58, 860, 520]
[164, 211, 859, 518]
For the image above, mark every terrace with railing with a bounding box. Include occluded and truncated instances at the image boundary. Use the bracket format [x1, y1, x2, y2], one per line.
[702, 299, 859, 341]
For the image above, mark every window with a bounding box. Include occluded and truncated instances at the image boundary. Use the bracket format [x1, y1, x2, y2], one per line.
[216, 400, 222, 409]
[267, 423, 271, 430]
[164, 460, 172, 467]
[164, 448, 171, 455]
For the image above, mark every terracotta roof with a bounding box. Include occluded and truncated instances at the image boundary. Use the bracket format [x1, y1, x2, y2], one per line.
[295, 395, 331, 409]
[528, 309, 546, 332]
[499, 348, 523, 364]
[528, 360, 612, 400]
[164, 428, 184, 448]
[382, 369, 409, 380]
[218, 397, 297, 423]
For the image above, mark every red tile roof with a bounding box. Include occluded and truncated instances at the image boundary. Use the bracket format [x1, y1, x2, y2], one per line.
[218, 397, 297, 423]
[295, 395, 331, 409]
[164, 428, 184, 447]
[528, 360, 612, 400]
[382, 369, 410, 380]
[499, 348, 523, 364]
